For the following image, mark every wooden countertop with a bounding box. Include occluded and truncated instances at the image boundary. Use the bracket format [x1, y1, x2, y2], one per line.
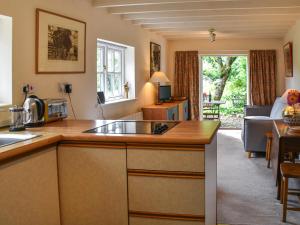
[0, 120, 220, 161]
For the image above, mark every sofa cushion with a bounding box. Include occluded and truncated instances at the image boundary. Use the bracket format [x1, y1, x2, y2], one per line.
[270, 97, 286, 119]
[244, 116, 272, 120]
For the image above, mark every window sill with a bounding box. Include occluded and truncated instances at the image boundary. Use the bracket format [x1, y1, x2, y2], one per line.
[0, 104, 11, 112]
[102, 98, 136, 106]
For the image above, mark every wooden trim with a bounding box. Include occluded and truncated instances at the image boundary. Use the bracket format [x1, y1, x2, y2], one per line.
[58, 141, 126, 149]
[35, 8, 86, 74]
[128, 169, 205, 179]
[129, 210, 205, 222]
[127, 143, 205, 151]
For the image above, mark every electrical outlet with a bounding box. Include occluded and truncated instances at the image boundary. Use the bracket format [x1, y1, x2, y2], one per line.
[59, 83, 72, 94]
[22, 84, 34, 94]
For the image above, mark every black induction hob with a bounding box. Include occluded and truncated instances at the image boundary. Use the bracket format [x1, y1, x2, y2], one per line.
[83, 121, 180, 135]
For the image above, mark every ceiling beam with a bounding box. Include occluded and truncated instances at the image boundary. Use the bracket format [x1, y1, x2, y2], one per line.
[122, 7, 300, 20]
[132, 15, 300, 25]
[93, 0, 249, 8]
[142, 21, 294, 29]
[108, 0, 300, 14]
[150, 26, 290, 33]
[164, 33, 285, 39]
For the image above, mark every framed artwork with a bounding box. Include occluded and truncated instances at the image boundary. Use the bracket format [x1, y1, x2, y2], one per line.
[150, 42, 161, 76]
[36, 9, 86, 74]
[283, 42, 293, 77]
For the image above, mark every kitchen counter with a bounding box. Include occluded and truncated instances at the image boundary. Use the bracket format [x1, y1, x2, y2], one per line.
[0, 119, 220, 225]
[0, 119, 220, 162]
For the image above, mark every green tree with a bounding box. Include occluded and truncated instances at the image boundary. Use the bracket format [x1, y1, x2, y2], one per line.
[203, 56, 238, 100]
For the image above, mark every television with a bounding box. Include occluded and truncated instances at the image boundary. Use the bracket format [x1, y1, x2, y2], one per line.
[159, 85, 171, 102]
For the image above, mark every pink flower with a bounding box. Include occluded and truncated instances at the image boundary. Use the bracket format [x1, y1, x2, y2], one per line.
[287, 90, 300, 106]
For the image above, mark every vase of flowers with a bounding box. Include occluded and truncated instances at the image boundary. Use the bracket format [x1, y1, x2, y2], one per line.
[282, 89, 300, 126]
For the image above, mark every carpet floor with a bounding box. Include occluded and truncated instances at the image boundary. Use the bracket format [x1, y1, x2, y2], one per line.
[217, 130, 300, 225]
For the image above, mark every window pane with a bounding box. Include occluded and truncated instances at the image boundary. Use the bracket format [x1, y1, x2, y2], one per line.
[106, 73, 113, 98]
[107, 49, 114, 72]
[97, 73, 105, 92]
[114, 51, 122, 72]
[97, 47, 104, 73]
[113, 73, 122, 97]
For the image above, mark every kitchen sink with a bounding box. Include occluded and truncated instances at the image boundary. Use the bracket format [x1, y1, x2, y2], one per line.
[0, 134, 40, 148]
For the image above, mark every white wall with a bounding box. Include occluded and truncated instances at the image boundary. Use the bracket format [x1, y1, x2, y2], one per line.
[167, 38, 285, 96]
[284, 20, 300, 90]
[0, 0, 166, 120]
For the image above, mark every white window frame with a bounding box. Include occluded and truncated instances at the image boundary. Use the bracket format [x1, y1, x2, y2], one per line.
[97, 40, 126, 102]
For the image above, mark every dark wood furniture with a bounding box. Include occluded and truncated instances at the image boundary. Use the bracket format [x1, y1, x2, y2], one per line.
[280, 163, 300, 222]
[271, 120, 300, 199]
[265, 132, 273, 168]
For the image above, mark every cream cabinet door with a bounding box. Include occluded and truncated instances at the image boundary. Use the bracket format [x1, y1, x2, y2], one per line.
[0, 146, 61, 225]
[58, 144, 128, 225]
[128, 175, 205, 215]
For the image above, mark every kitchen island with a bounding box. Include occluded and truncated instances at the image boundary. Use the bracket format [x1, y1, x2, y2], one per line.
[0, 120, 219, 225]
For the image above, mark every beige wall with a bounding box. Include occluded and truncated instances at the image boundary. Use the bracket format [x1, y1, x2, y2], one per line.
[167, 38, 285, 96]
[0, 0, 166, 120]
[284, 20, 300, 90]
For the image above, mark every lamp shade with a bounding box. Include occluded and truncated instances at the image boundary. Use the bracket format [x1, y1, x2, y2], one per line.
[149, 71, 170, 84]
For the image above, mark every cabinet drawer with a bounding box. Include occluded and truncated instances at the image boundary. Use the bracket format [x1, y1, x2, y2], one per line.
[127, 148, 205, 172]
[128, 175, 205, 215]
[130, 217, 204, 225]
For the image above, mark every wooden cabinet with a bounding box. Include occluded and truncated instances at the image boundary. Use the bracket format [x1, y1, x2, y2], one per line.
[127, 144, 211, 225]
[58, 143, 128, 225]
[0, 145, 61, 225]
[142, 100, 188, 121]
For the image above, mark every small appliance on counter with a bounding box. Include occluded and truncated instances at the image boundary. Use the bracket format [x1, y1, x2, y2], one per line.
[43, 98, 68, 123]
[23, 95, 45, 127]
[9, 106, 26, 131]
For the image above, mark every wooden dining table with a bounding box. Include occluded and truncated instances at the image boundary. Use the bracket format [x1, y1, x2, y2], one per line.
[271, 120, 300, 199]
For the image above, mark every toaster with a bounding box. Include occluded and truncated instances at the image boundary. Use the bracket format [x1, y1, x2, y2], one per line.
[43, 98, 68, 123]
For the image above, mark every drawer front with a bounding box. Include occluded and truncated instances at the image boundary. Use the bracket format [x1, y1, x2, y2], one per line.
[130, 217, 204, 225]
[127, 148, 204, 172]
[128, 175, 205, 215]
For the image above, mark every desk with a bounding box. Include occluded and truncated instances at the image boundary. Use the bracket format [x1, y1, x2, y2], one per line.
[271, 120, 300, 199]
[203, 101, 226, 120]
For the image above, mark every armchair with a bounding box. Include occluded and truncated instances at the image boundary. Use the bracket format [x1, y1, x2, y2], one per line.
[242, 97, 287, 155]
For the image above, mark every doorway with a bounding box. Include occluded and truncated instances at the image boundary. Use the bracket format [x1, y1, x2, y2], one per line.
[200, 55, 248, 129]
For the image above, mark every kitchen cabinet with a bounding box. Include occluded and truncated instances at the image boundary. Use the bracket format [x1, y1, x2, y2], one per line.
[58, 143, 128, 225]
[126, 142, 216, 225]
[142, 100, 188, 121]
[0, 145, 60, 225]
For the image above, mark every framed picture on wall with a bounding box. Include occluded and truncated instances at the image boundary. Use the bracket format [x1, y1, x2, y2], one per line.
[150, 42, 161, 76]
[36, 8, 86, 74]
[283, 42, 293, 77]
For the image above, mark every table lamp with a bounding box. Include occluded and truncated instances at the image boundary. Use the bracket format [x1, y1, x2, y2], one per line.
[149, 71, 170, 105]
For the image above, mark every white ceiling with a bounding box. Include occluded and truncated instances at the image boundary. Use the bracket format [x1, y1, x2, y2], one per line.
[93, 0, 300, 40]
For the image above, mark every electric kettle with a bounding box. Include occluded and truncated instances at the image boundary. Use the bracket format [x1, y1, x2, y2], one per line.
[23, 95, 45, 127]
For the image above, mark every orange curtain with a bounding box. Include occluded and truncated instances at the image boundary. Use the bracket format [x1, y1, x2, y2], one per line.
[250, 50, 277, 106]
[174, 51, 199, 120]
